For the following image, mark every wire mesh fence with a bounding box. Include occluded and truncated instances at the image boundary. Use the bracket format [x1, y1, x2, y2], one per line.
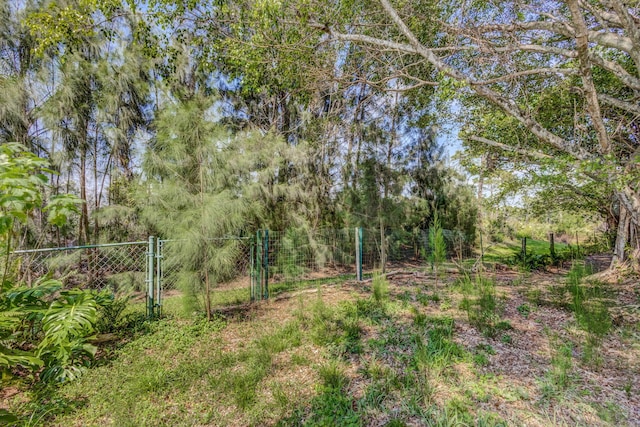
[252, 227, 475, 299]
[10, 227, 475, 309]
[11, 242, 148, 292]
[157, 237, 252, 292]
[363, 228, 475, 270]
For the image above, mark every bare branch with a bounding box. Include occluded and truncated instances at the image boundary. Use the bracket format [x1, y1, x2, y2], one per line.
[598, 93, 640, 116]
[588, 52, 640, 91]
[475, 68, 577, 85]
[567, 0, 611, 154]
[608, 0, 640, 68]
[468, 135, 553, 160]
[588, 31, 635, 53]
[375, 0, 590, 159]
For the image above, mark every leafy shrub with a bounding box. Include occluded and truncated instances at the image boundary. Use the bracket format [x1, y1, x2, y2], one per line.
[1, 280, 102, 383]
[517, 304, 531, 317]
[95, 293, 132, 334]
[0, 145, 99, 386]
[274, 228, 308, 279]
[541, 341, 574, 399]
[511, 252, 552, 271]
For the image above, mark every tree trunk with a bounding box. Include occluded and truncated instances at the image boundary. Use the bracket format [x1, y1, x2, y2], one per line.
[79, 147, 91, 245]
[611, 205, 629, 267]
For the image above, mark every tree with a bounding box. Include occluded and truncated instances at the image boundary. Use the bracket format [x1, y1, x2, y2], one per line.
[13, 0, 154, 247]
[428, 212, 446, 286]
[305, 0, 640, 267]
[142, 96, 303, 318]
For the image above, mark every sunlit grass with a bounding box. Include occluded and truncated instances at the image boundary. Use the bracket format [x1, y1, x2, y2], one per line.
[483, 238, 569, 263]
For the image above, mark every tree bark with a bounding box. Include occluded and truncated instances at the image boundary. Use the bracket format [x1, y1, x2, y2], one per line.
[611, 204, 629, 267]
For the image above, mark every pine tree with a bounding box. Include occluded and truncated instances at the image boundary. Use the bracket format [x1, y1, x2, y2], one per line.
[142, 95, 303, 318]
[429, 212, 446, 286]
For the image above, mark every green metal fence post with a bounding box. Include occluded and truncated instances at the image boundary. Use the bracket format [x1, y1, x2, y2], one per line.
[355, 227, 362, 281]
[257, 230, 263, 300]
[250, 236, 255, 302]
[155, 238, 162, 318]
[147, 236, 155, 319]
[263, 229, 269, 300]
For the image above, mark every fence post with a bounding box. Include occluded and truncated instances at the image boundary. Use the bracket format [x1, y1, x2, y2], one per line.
[355, 227, 363, 281]
[155, 238, 162, 318]
[147, 236, 155, 319]
[549, 232, 556, 261]
[257, 230, 263, 300]
[263, 229, 269, 300]
[250, 235, 255, 302]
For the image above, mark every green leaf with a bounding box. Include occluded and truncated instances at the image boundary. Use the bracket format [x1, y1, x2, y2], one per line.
[0, 344, 43, 370]
[0, 409, 19, 424]
[6, 279, 63, 308]
[39, 291, 97, 351]
[44, 194, 83, 227]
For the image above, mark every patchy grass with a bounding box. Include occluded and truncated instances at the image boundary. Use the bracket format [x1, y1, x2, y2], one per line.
[7, 266, 640, 426]
[483, 238, 569, 264]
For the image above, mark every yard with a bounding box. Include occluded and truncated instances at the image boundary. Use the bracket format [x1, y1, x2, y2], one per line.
[8, 264, 639, 426]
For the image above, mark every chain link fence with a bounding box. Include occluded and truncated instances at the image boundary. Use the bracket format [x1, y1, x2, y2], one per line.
[11, 242, 148, 292]
[11, 227, 475, 308]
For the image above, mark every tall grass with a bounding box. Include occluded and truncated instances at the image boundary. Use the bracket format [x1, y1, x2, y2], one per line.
[372, 272, 389, 304]
[565, 262, 611, 367]
[459, 275, 507, 338]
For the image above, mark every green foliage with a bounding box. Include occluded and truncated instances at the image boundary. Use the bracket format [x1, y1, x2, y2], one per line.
[274, 229, 308, 279]
[44, 194, 83, 227]
[26, 0, 122, 56]
[303, 296, 365, 357]
[516, 304, 531, 317]
[38, 291, 98, 383]
[541, 340, 574, 399]
[460, 275, 505, 338]
[0, 279, 101, 384]
[0, 147, 105, 388]
[372, 272, 389, 304]
[95, 294, 132, 333]
[473, 344, 496, 367]
[428, 213, 447, 270]
[565, 263, 612, 367]
[0, 143, 49, 234]
[306, 361, 360, 426]
[143, 97, 304, 317]
[414, 316, 465, 370]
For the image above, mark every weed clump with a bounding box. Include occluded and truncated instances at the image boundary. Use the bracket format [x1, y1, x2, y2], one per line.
[459, 275, 506, 338]
[372, 273, 389, 304]
[540, 337, 574, 399]
[565, 262, 612, 367]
